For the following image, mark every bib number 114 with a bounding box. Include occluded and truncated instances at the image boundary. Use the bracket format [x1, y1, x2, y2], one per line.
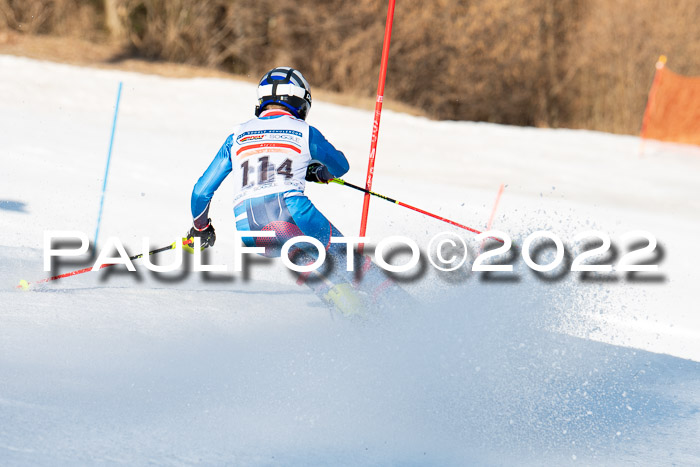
[241, 156, 293, 187]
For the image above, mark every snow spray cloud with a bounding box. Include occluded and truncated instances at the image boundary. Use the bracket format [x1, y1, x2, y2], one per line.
[43, 230, 666, 283]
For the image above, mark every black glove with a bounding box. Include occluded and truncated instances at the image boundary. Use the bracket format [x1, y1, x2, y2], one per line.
[305, 162, 333, 184]
[186, 220, 216, 250]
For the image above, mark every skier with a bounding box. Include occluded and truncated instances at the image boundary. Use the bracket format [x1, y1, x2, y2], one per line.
[185, 66, 407, 313]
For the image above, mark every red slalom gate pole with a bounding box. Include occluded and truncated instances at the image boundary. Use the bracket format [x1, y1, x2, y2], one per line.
[358, 0, 396, 253]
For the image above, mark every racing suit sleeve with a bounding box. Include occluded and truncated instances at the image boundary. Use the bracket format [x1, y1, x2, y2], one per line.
[309, 126, 350, 178]
[191, 134, 234, 230]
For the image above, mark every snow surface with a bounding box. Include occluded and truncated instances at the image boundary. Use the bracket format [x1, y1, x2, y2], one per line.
[1, 55, 700, 465]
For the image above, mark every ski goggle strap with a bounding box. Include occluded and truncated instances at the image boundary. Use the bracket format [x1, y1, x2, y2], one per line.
[257, 83, 308, 101]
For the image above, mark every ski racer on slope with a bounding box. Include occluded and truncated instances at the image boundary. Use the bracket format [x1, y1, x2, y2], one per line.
[185, 67, 407, 313]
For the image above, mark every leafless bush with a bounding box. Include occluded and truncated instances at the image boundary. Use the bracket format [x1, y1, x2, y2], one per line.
[0, 0, 101, 37]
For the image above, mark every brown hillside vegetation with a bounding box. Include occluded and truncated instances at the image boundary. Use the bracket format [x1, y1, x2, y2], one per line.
[1, 0, 699, 134]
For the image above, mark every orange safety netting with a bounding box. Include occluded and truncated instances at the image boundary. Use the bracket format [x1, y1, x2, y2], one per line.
[641, 56, 700, 146]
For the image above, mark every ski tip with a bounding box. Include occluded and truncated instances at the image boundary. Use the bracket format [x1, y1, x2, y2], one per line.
[18, 279, 30, 291]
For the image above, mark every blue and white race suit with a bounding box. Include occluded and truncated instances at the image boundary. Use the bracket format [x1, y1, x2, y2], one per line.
[191, 108, 349, 257]
[190, 108, 412, 309]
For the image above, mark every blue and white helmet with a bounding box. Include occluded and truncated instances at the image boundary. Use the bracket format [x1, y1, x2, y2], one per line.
[255, 67, 312, 120]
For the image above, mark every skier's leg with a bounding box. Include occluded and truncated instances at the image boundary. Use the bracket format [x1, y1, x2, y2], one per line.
[284, 195, 413, 310]
[234, 194, 361, 313]
[281, 194, 367, 313]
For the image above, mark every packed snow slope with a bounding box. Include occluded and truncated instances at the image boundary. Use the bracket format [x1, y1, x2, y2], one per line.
[1, 55, 700, 465]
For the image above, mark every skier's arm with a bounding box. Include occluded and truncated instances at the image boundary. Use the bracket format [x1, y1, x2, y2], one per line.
[309, 126, 349, 178]
[191, 134, 234, 230]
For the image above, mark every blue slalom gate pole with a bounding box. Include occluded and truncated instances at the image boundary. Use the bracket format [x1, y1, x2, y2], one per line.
[94, 81, 123, 249]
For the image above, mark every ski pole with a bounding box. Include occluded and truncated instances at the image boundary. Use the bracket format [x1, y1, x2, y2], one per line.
[16, 239, 191, 290]
[331, 179, 504, 243]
